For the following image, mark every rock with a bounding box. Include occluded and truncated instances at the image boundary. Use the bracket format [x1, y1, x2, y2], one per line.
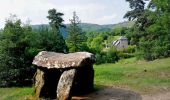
[32, 51, 95, 69]
[72, 66, 94, 95]
[34, 68, 62, 99]
[34, 69, 45, 98]
[32, 51, 95, 100]
[57, 69, 76, 100]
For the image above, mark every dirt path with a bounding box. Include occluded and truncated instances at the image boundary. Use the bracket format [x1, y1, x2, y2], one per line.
[72, 88, 170, 100]
[142, 92, 170, 100]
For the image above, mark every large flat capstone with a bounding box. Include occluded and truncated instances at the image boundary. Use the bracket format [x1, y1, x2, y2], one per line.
[32, 51, 95, 69]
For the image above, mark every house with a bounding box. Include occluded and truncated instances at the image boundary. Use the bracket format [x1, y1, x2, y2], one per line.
[112, 36, 128, 49]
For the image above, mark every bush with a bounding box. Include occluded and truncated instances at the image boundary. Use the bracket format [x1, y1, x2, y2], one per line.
[137, 37, 170, 61]
[106, 48, 119, 63]
[118, 51, 135, 59]
[123, 45, 136, 53]
[95, 52, 106, 65]
[95, 48, 119, 64]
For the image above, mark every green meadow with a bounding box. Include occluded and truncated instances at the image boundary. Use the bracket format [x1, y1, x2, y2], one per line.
[0, 57, 170, 100]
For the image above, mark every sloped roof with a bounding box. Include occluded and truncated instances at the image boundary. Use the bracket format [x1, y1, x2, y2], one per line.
[112, 40, 120, 46]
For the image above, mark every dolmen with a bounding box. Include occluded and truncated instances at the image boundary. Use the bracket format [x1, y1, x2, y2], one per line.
[32, 51, 95, 100]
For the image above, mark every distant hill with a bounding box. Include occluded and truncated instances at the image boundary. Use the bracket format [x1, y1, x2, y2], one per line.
[79, 23, 112, 32]
[112, 21, 135, 29]
[31, 24, 68, 38]
[31, 21, 134, 37]
[80, 21, 135, 32]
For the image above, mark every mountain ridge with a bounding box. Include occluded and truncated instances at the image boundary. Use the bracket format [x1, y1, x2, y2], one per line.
[31, 21, 134, 37]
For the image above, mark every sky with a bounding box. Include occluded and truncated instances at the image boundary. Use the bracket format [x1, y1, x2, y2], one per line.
[0, 0, 130, 28]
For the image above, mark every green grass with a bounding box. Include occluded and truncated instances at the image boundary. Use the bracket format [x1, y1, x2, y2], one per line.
[0, 87, 33, 100]
[0, 57, 170, 99]
[94, 57, 170, 93]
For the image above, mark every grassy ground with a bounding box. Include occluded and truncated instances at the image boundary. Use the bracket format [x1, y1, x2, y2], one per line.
[0, 57, 170, 99]
[0, 87, 33, 100]
[94, 57, 170, 93]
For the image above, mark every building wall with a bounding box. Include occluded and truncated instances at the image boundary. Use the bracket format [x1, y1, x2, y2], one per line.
[119, 39, 128, 49]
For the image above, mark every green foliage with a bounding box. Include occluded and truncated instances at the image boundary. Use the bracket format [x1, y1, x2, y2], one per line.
[112, 27, 129, 36]
[47, 8, 67, 53]
[47, 8, 65, 30]
[138, 37, 170, 60]
[124, 0, 147, 30]
[106, 47, 119, 63]
[125, 0, 170, 60]
[86, 31, 115, 53]
[0, 15, 35, 87]
[122, 45, 136, 53]
[66, 12, 88, 52]
[85, 31, 136, 64]
[89, 36, 103, 53]
[118, 52, 135, 59]
[0, 11, 69, 87]
[95, 48, 119, 65]
[29, 26, 68, 53]
[95, 53, 106, 65]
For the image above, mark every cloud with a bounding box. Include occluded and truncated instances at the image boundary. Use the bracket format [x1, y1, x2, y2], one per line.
[0, 0, 56, 27]
[0, 0, 130, 28]
[59, 3, 108, 24]
[94, 14, 117, 25]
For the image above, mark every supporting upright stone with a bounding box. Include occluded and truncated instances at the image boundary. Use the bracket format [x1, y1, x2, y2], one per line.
[34, 69, 45, 98]
[57, 69, 76, 100]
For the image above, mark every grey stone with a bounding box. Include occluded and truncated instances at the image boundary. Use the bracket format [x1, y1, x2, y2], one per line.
[32, 51, 95, 69]
[34, 69, 45, 98]
[57, 69, 76, 100]
[32, 51, 95, 100]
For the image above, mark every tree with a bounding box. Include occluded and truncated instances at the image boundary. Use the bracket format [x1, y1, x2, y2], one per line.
[124, 0, 149, 45]
[66, 12, 87, 52]
[0, 15, 35, 87]
[47, 8, 67, 53]
[47, 9, 66, 30]
[124, 0, 147, 29]
[112, 27, 128, 36]
[125, 0, 170, 60]
[143, 0, 170, 60]
[89, 36, 103, 53]
[29, 25, 67, 53]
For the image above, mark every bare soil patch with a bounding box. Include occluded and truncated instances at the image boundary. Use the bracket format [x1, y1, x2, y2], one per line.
[142, 91, 170, 100]
[72, 88, 142, 100]
[72, 88, 170, 100]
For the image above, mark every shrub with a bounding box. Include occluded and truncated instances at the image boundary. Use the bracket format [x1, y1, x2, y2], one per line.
[106, 48, 119, 63]
[118, 51, 135, 59]
[95, 52, 106, 65]
[95, 48, 119, 64]
[123, 45, 136, 53]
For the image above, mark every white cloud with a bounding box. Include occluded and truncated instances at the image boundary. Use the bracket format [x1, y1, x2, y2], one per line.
[0, 0, 56, 27]
[93, 14, 117, 25]
[59, 3, 107, 24]
[0, 0, 130, 28]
